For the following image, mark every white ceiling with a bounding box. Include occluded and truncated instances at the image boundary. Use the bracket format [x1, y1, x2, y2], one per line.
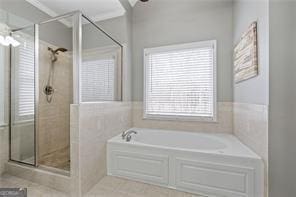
[25, 0, 127, 26]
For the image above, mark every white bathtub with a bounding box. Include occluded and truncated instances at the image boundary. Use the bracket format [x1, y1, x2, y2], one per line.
[107, 128, 264, 197]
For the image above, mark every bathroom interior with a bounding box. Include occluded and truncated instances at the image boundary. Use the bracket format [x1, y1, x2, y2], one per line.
[0, 0, 295, 197]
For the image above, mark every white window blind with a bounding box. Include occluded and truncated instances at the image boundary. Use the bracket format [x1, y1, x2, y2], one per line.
[15, 39, 35, 121]
[144, 40, 217, 121]
[81, 57, 115, 102]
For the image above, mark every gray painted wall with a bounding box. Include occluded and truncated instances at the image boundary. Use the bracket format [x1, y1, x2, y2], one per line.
[83, 16, 127, 49]
[132, 0, 233, 101]
[79, 0, 132, 101]
[82, 0, 132, 50]
[94, 8, 133, 101]
[0, 0, 133, 101]
[269, 1, 296, 196]
[79, 0, 132, 49]
[0, 0, 72, 49]
[233, 0, 269, 105]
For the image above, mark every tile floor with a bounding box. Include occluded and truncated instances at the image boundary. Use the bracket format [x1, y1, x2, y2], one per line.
[85, 176, 206, 197]
[0, 174, 67, 196]
[0, 174, 206, 197]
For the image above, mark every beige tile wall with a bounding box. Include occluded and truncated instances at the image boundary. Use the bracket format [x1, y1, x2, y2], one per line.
[0, 126, 9, 175]
[132, 102, 233, 133]
[69, 104, 80, 197]
[38, 43, 72, 160]
[233, 102, 268, 197]
[70, 102, 132, 196]
[0, 48, 9, 174]
[10, 122, 34, 161]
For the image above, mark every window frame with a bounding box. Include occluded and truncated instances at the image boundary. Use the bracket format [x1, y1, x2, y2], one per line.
[80, 46, 121, 103]
[143, 40, 217, 122]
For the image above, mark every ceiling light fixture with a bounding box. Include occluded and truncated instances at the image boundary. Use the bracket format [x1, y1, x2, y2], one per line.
[5, 36, 20, 47]
[0, 23, 20, 47]
[0, 35, 9, 46]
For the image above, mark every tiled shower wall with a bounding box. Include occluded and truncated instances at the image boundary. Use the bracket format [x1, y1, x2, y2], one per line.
[38, 42, 72, 163]
[70, 102, 132, 196]
[6, 41, 72, 164]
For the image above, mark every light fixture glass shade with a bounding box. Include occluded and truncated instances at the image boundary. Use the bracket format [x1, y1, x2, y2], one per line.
[5, 36, 20, 47]
[0, 35, 9, 46]
[0, 22, 20, 47]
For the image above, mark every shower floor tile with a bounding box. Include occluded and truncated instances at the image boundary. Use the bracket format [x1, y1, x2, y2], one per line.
[85, 176, 206, 197]
[39, 146, 70, 171]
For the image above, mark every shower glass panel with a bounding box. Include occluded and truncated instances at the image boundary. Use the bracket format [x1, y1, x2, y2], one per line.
[81, 16, 122, 102]
[37, 16, 73, 171]
[10, 25, 36, 165]
[9, 11, 123, 172]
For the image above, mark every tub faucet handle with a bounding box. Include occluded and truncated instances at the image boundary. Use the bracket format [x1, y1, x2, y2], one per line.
[126, 131, 137, 142]
[122, 130, 137, 139]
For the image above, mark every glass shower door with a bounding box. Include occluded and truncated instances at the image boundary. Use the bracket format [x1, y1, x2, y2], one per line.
[10, 25, 37, 166]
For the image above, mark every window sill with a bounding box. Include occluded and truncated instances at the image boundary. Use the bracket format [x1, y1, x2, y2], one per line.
[143, 114, 218, 123]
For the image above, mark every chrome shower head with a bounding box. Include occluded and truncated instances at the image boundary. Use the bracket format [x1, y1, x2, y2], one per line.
[54, 47, 68, 54]
[48, 47, 68, 54]
[48, 47, 68, 62]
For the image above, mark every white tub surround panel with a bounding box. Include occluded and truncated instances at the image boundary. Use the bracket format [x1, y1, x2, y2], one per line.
[132, 102, 233, 133]
[233, 102, 268, 196]
[70, 102, 132, 196]
[108, 128, 264, 197]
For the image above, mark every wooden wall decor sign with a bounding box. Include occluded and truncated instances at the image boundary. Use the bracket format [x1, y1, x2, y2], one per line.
[234, 22, 258, 83]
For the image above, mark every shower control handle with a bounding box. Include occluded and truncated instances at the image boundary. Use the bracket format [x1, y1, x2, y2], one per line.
[44, 85, 54, 95]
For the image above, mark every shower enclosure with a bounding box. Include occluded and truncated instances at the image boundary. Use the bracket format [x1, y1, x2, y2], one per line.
[8, 11, 123, 172]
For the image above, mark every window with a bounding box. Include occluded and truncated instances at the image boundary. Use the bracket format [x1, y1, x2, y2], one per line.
[144, 40, 217, 121]
[13, 38, 35, 122]
[81, 58, 115, 102]
[81, 47, 120, 102]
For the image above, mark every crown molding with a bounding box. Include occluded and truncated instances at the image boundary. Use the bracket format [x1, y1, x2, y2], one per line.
[92, 9, 126, 22]
[128, 0, 138, 7]
[25, 0, 126, 27]
[25, 0, 72, 27]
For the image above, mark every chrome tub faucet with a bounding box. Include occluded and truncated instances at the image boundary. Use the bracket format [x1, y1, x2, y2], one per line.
[122, 130, 137, 142]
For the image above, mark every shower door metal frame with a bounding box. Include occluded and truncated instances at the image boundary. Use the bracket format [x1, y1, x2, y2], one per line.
[34, 24, 39, 167]
[73, 12, 82, 104]
[8, 10, 124, 168]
